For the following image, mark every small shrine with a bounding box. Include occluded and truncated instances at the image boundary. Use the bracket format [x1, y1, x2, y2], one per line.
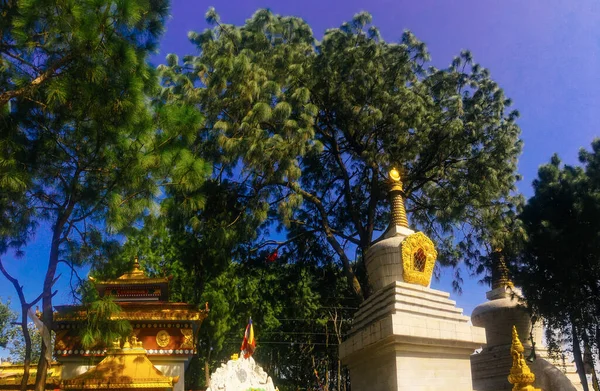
[206, 355, 277, 391]
[471, 251, 585, 391]
[53, 258, 208, 391]
[61, 336, 178, 391]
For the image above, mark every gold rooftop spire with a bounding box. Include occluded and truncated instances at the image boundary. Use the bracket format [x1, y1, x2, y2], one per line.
[508, 326, 541, 391]
[388, 168, 409, 228]
[491, 249, 514, 289]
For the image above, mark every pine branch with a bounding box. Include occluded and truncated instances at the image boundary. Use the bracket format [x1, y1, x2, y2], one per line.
[0, 54, 72, 107]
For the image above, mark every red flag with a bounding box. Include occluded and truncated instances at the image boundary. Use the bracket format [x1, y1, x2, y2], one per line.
[240, 318, 256, 359]
[266, 249, 278, 263]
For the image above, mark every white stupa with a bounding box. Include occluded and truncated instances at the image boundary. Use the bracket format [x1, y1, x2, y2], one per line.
[206, 355, 277, 391]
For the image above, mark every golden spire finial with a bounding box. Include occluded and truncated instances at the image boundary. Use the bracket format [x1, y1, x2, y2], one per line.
[130, 256, 144, 276]
[508, 326, 540, 391]
[388, 168, 409, 228]
[491, 249, 513, 289]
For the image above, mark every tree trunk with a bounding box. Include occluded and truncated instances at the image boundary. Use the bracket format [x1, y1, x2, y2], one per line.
[19, 307, 32, 391]
[572, 325, 590, 391]
[35, 221, 64, 391]
[0, 259, 39, 391]
[582, 332, 599, 391]
[596, 323, 600, 368]
[337, 360, 341, 391]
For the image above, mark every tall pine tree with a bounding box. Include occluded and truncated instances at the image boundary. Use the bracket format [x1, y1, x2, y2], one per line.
[0, 1, 209, 389]
[517, 142, 600, 390]
[161, 8, 523, 300]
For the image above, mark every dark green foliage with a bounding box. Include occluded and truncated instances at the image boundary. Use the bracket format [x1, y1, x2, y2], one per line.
[79, 296, 132, 349]
[0, 299, 15, 348]
[162, 8, 523, 299]
[0, 1, 210, 389]
[6, 323, 42, 364]
[193, 254, 354, 391]
[516, 141, 600, 387]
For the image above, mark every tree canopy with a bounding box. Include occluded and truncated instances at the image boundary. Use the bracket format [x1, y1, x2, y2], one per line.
[0, 0, 210, 389]
[1, 4, 528, 390]
[515, 141, 600, 388]
[158, 8, 523, 299]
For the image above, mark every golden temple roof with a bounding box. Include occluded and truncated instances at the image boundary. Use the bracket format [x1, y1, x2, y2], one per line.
[92, 258, 171, 286]
[0, 362, 61, 389]
[61, 340, 178, 390]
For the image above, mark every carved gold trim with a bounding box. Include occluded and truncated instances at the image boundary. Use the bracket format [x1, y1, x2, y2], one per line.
[180, 328, 194, 349]
[156, 330, 170, 348]
[401, 232, 437, 286]
[54, 309, 208, 322]
[55, 330, 68, 350]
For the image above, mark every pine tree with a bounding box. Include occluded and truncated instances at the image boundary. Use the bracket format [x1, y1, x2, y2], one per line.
[0, 1, 210, 390]
[517, 142, 600, 390]
[161, 8, 523, 300]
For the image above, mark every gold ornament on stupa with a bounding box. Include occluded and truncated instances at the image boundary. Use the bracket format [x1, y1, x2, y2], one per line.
[491, 249, 514, 290]
[388, 168, 409, 228]
[508, 326, 541, 391]
[387, 168, 437, 287]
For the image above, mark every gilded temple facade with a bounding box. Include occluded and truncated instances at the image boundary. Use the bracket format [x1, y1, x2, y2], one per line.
[53, 259, 207, 391]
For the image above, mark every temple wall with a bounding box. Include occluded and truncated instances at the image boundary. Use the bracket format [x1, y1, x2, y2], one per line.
[59, 357, 97, 380]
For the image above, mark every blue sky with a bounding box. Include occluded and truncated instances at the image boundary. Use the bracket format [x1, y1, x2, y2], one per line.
[2, 0, 599, 321]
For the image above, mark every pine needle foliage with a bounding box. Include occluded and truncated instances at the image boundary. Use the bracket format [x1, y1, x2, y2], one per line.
[79, 296, 132, 349]
[516, 140, 600, 384]
[161, 9, 523, 299]
[1, 1, 209, 389]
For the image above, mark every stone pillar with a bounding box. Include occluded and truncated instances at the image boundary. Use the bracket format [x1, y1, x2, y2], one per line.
[150, 356, 189, 391]
[339, 169, 486, 391]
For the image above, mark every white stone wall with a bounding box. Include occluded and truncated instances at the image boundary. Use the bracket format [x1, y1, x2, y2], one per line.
[151, 357, 188, 391]
[60, 361, 96, 380]
[396, 353, 474, 391]
[345, 346, 397, 391]
[340, 281, 486, 391]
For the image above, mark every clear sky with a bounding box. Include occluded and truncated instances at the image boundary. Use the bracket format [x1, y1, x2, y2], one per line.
[2, 0, 599, 323]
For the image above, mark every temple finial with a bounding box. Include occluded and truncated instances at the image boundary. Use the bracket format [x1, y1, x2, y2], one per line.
[508, 326, 540, 391]
[388, 168, 409, 228]
[491, 249, 513, 289]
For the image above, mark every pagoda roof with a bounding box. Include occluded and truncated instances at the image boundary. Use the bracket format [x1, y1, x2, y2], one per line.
[61, 342, 178, 390]
[0, 362, 61, 389]
[91, 259, 171, 286]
